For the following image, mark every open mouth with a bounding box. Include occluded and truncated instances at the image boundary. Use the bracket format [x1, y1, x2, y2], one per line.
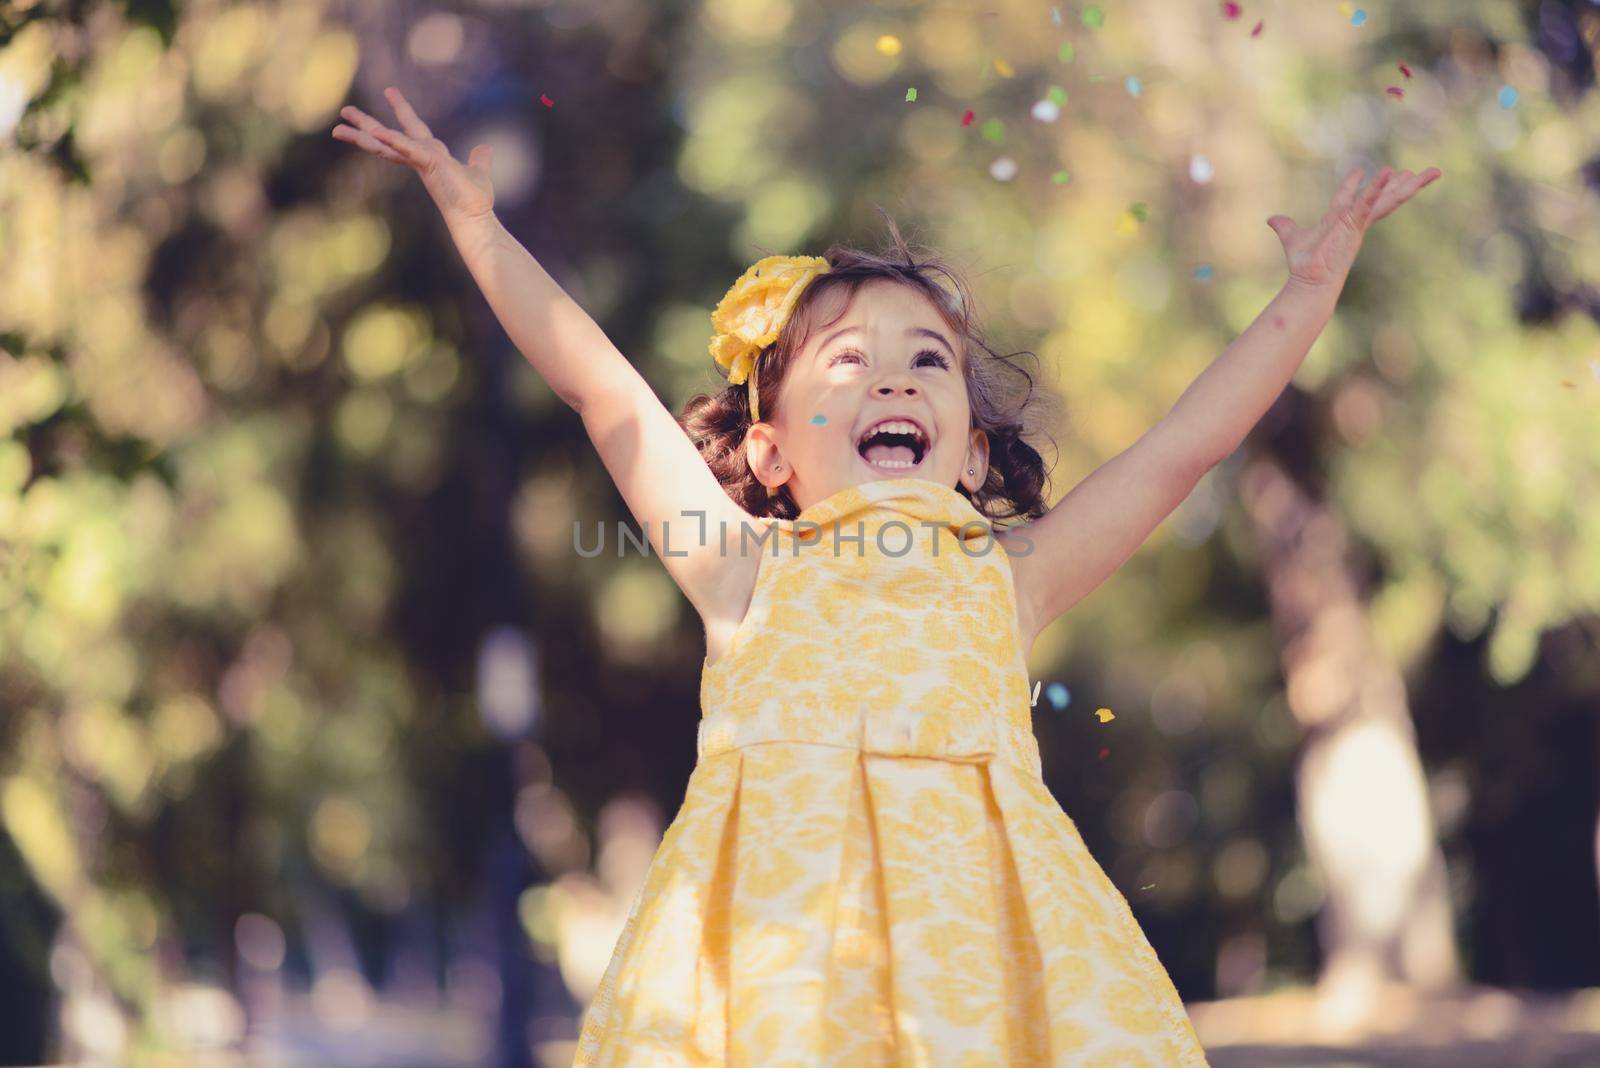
[855, 417, 930, 472]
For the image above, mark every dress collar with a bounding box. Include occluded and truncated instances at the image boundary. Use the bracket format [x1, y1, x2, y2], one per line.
[768, 477, 993, 543]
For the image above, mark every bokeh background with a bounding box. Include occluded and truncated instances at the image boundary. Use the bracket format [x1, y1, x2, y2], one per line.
[3, 0, 1599, 1065]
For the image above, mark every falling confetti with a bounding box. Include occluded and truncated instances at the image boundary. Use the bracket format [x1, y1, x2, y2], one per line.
[876, 35, 902, 56]
[1337, 1, 1353, 14]
[1046, 682, 1071, 710]
[1059, 41, 1075, 62]
[1052, 170, 1073, 184]
[981, 117, 1006, 142]
[1098, 747, 1110, 760]
[1351, 8, 1367, 25]
[1030, 680, 1042, 706]
[1222, 1, 1241, 18]
[1193, 263, 1215, 281]
[1251, 19, 1264, 36]
[1140, 883, 1156, 891]
[1189, 154, 1214, 183]
[1386, 86, 1405, 99]
[1126, 75, 1143, 96]
[1032, 99, 1061, 122]
[1129, 202, 1148, 221]
[540, 94, 554, 107]
[1498, 85, 1519, 107]
[1047, 85, 1068, 105]
[1051, 6, 1063, 25]
[905, 86, 917, 102]
[1082, 5, 1104, 28]
[811, 414, 828, 425]
[990, 156, 1019, 181]
[1095, 707, 1116, 723]
[994, 57, 1015, 78]
[1399, 61, 1413, 79]
[961, 108, 975, 127]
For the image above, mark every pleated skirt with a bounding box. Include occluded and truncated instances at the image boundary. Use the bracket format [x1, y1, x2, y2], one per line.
[572, 742, 1209, 1066]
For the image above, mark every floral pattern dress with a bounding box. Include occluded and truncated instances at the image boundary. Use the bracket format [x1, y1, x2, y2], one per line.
[573, 476, 1209, 1066]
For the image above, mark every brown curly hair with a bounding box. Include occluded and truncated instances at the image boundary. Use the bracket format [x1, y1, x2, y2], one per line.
[678, 210, 1062, 526]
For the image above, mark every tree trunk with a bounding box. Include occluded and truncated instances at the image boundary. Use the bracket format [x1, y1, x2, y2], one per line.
[1239, 444, 1460, 1034]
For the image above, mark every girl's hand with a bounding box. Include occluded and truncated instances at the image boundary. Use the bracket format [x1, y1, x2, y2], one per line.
[332, 87, 495, 225]
[1267, 165, 1442, 289]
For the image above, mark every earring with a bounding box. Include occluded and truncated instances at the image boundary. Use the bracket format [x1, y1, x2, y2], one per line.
[967, 467, 974, 475]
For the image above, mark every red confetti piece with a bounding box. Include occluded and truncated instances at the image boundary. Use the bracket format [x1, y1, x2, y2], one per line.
[1385, 86, 1404, 99]
[540, 94, 554, 107]
[1098, 747, 1110, 761]
[1398, 62, 1412, 79]
[961, 109, 975, 127]
[1222, 1, 1240, 17]
[1251, 19, 1263, 36]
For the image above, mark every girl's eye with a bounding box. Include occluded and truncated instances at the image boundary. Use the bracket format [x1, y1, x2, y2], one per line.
[830, 347, 951, 368]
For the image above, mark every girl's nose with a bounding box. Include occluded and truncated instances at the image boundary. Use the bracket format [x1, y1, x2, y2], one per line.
[875, 382, 917, 398]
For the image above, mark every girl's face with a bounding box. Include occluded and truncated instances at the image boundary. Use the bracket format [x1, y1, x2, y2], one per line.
[746, 280, 989, 514]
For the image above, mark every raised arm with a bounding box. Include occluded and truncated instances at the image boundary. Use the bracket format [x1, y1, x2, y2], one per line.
[1000, 164, 1441, 649]
[333, 87, 763, 627]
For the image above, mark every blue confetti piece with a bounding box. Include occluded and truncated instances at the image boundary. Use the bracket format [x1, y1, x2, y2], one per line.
[1193, 264, 1214, 282]
[810, 413, 827, 425]
[1045, 682, 1071, 711]
[1125, 75, 1142, 97]
[1050, 6, 1062, 25]
[1498, 85, 1518, 108]
[1351, 9, 1367, 25]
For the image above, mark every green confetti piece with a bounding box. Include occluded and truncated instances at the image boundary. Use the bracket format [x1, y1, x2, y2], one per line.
[1051, 170, 1073, 184]
[1047, 85, 1068, 105]
[1082, 6, 1103, 28]
[1129, 202, 1148, 221]
[1087, 73, 1106, 83]
[905, 86, 917, 102]
[980, 117, 1006, 143]
[1058, 41, 1075, 63]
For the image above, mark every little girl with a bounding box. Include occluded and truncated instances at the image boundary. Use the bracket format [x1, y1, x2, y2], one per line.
[334, 88, 1439, 1066]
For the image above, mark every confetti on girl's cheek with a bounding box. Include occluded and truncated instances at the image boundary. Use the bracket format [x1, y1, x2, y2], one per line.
[1252, 19, 1264, 36]
[876, 35, 902, 56]
[1399, 62, 1413, 79]
[1082, 5, 1104, 28]
[1125, 75, 1143, 97]
[1386, 86, 1404, 99]
[905, 86, 917, 102]
[1193, 263, 1215, 281]
[1221, 1, 1241, 18]
[1351, 8, 1367, 26]
[989, 156, 1019, 181]
[811, 414, 827, 425]
[1130, 202, 1148, 222]
[961, 109, 975, 127]
[1095, 707, 1116, 723]
[540, 94, 554, 107]
[1498, 85, 1519, 107]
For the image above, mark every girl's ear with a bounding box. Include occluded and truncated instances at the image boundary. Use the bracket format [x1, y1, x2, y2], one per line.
[963, 429, 990, 493]
[745, 423, 791, 495]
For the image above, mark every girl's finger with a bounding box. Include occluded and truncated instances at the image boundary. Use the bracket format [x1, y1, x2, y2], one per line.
[383, 87, 434, 141]
[1328, 167, 1365, 215]
[333, 124, 406, 164]
[1350, 167, 1394, 228]
[370, 125, 421, 165]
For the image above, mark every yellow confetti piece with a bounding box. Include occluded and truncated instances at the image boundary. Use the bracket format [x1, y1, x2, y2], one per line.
[993, 57, 1014, 78]
[876, 34, 902, 56]
[1337, 1, 1354, 16]
[1095, 707, 1115, 723]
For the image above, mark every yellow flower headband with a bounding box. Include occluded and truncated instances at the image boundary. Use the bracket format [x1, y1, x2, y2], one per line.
[708, 254, 832, 423]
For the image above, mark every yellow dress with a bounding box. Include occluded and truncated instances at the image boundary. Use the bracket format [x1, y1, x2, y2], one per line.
[573, 477, 1209, 1066]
